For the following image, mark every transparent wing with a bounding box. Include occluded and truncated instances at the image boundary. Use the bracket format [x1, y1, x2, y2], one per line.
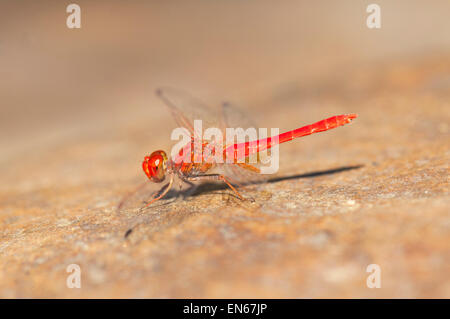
[221, 101, 259, 134]
[155, 89, 270, 185]
[218, 101, 270, 185]
[156, 87, 221, 138]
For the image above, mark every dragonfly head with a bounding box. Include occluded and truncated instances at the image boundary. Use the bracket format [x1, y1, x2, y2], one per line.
[143, 150, 168, 183]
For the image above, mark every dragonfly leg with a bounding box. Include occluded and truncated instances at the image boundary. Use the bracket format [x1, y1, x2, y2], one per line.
[140, 175, 174, 210]
[185, 174, 245, 201]
[230, 163, 260, 202]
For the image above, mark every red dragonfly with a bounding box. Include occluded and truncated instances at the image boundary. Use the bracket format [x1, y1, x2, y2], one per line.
[118, 88, 357, 211]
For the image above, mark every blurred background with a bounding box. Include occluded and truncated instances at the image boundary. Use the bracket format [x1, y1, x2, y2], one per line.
[1, 0, 448, 162]
[0, 0, 449, 298]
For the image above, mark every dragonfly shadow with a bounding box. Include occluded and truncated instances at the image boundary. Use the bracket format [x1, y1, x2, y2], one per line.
[189, 164, 363, 197]
[266, 164, 363, 184]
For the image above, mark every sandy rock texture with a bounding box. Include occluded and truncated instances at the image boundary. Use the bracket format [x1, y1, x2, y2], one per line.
[0, 1, 449, 298]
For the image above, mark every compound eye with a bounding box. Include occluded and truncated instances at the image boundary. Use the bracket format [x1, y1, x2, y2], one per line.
[143, 150, 167, 182]
[151, 151, 167, 181]
[153, 157, 162, 168]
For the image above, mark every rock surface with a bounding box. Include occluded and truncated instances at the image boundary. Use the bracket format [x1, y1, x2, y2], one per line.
[0, 1, 449, 298]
